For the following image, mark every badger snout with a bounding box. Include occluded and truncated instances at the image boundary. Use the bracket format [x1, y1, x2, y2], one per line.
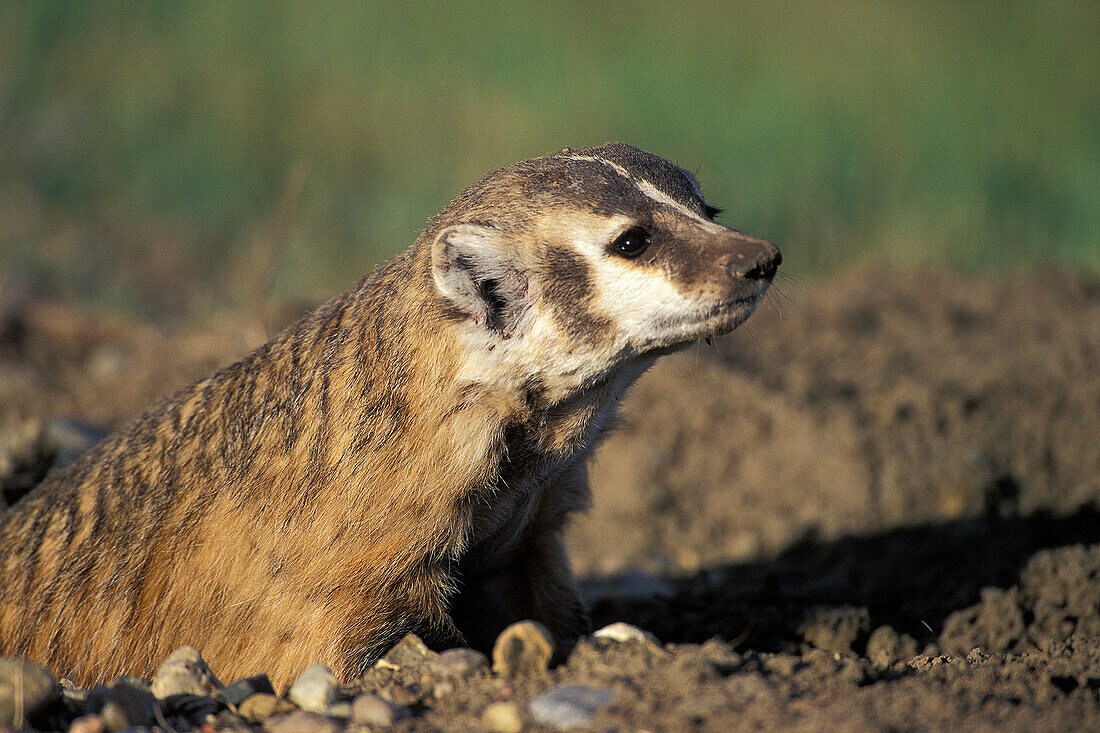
[725, 236, 782, 282]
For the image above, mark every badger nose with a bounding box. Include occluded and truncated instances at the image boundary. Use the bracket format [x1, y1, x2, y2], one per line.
[729, 238, 782, 281]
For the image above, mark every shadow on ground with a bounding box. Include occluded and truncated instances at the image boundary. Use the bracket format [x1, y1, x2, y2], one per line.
[585, 509, 1100, 654]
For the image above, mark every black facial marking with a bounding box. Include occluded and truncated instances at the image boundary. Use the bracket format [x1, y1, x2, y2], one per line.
[540, 248, 612, 348]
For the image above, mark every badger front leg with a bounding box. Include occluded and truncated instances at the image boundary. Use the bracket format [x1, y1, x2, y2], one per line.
[522, 528, 593, 657]
[450, 463, 593, 659]
[449, 528, 590, 659]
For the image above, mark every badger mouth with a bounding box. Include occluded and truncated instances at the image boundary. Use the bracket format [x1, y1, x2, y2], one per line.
[642, 281, 771, 356]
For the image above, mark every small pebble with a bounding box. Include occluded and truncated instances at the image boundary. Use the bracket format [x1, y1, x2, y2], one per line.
[238, 693, 297, 723]
[67, 714, 106, 733]
[151, 645, 222, 699]
[324, 701, 353, 719]
[59, 679, 88, 707]
[351, 693, 411, 726]
[592, 622, 661, 646]
[430, 648, 489, 678]
[267, 709, 342, 733]
[481, 701, 524, 733]
[529, 685, 614, 729]
[218, 674, 275, 706]
[492, 620, 554, 677]
[288, 664, 339, 713]
[377, 633, 437, 670]
[0, 656, 57, 727]
[161, 692, 221, 721]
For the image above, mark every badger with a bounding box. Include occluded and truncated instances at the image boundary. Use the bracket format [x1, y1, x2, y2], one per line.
[0, 143, 780, 688]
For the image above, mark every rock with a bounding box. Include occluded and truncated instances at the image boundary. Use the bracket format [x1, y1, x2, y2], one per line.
[217, 674, 275, 707]
[481, 695, 523, 730]
[377, 633, 437, 670]
[267, 709, 342, 733]
[529, 685, 614, 729]
[324, 701, 353, 719]
[866, 625, 920, 668]
[377, 683, 418, 707]
[430, 648, 489, 678]
[0, 657, 57, 727]
[492, 620, 554, 676]
[59, 679, 88, 707]
[161, 692, 221, 722]
[237, 693, 297, 723]
[350, 693, 411, 726]
[592, 622, 661, 646]
[67, 714, 106, 733]
[88, 678, 156, 731]
[151, 645, 222, 699]
[287, 664, 339, 713]
[481, 700, 524, 733]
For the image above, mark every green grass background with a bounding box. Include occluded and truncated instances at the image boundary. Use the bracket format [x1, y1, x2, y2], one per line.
[1, 1, 1097, 318]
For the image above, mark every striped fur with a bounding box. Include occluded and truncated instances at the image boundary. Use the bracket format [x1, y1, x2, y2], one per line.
[0, 143, 779, 688]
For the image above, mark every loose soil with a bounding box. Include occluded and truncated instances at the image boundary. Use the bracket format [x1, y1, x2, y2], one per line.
[2, 268, 1099, 731]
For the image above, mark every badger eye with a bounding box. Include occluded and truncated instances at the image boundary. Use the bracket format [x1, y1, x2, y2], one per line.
[609, 226, 651, 258]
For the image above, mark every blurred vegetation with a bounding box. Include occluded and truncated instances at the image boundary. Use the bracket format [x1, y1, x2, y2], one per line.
[1, 1, 1097, 319]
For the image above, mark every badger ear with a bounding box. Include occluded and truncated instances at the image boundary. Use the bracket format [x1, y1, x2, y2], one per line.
[431, 224, 528, 336]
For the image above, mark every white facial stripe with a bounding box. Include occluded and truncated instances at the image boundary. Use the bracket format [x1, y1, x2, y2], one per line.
[634, 178, 725, 234]
[561, 154, 724, 234]
[561, 154, 634, 183]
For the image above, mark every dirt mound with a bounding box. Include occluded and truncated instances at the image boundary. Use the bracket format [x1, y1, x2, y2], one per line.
[573, 268, 1100, 576]
[942, 544, 1100, 655]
